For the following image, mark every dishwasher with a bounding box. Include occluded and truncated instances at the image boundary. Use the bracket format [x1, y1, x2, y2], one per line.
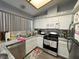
[6, 42, 26, 59]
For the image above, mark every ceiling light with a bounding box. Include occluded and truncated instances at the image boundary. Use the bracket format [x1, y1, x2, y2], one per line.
[26, 0, 52, 9]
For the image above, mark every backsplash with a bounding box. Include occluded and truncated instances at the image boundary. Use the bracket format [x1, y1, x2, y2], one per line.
[58, 30, 69, 39]
[35, 29, 69, 38]
[5, 31, 36, 41]
[35, 29, 59, 35]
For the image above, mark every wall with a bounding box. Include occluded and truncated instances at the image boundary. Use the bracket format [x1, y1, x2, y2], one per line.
[33, 1, 76, 29]
[47, 5, 57, 16]
[0, 0, 32, 19]
[35, 0, 77, 19]
[0, 0, 34, 32]
[73, 0, 79, 13]
[58, 0, 77, 12]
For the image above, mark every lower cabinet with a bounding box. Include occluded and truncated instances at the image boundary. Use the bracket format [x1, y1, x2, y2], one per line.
[36, 36, 43, 48]
[58, 40, 69, 58]
[25, 36, 69, 58]
[25, 36, 43, 54]
[25, 37, 37, 54]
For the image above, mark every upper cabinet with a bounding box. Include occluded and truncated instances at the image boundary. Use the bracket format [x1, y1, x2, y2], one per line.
[58, 15, 72, 30]
[46, 17, 59, 29]
[34, 15, 72, 30]
[34, 17, 59, 29]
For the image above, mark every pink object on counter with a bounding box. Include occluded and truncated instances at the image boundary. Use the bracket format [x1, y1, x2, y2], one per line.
[17, 37, 27, 43]
[75, 31, 79, 35]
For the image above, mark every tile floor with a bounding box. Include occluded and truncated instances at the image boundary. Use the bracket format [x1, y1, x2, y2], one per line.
[25, 48, 65, 59]
[37, 51, 64, 59]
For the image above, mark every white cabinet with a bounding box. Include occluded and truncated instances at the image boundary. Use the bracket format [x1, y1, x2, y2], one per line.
[58, 40, 69, 58]
[36, 36, 43, 48]
[46, 17, 59, 29]
[59, 15, 72, 29]
[34, 15, 72, 29]
[34, 19, 47, 29]
[34, 17, 59, 29]
[25, 37, 37, 54]
[25, 36, 43, 55]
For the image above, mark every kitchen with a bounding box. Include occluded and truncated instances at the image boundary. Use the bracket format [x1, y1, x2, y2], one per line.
[0, 0, 79, 59]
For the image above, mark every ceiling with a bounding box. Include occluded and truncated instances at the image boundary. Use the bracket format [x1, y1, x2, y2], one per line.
[1, 0, 75, 16]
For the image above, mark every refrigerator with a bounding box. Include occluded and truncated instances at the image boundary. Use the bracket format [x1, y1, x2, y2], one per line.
[67, 10, 79, 59]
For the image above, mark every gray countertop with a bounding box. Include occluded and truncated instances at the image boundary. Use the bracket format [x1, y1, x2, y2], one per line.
[58, 37, 68, 42]
[0, 44, 15, 59]
[0, 35, 43, 59]
[0, 35, 67, 59]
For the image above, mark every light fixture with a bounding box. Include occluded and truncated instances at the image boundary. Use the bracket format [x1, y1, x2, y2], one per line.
[26, 0, 52, 9]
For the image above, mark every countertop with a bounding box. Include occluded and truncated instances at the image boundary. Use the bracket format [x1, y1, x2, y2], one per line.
[58, 37, 68, 42]
[2, 35, 67, 47]
[0, 35, 43, 59]
[0, 44, 15, 59]
[0, 35, 67, 59]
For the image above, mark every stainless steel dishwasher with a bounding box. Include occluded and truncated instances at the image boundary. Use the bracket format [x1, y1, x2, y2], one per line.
[7, 42, 26, 59]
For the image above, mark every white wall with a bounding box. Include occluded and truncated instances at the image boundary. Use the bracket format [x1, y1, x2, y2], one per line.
[73, 0, 79, 13]
[58, 0, 77, 12]
[34, 0, 77, 19]
[0, 0, 32, 19]
[0, 0, 34, 32]
[47, 5, 57, 16]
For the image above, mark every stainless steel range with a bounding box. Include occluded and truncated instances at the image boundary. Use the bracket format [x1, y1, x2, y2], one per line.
[43, 32, 59, 56]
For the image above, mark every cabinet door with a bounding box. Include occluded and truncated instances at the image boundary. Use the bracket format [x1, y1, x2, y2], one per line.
[37, 37, 43, 48]
[0, 12, 3, 31]
[34, 19, 46, 29]
[59, 15, 72, 29]
[34, 17, 59, 29]
[46, 17, 59, 29]
[25, 38, 37, 54]
[58, 41, 69, 58]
